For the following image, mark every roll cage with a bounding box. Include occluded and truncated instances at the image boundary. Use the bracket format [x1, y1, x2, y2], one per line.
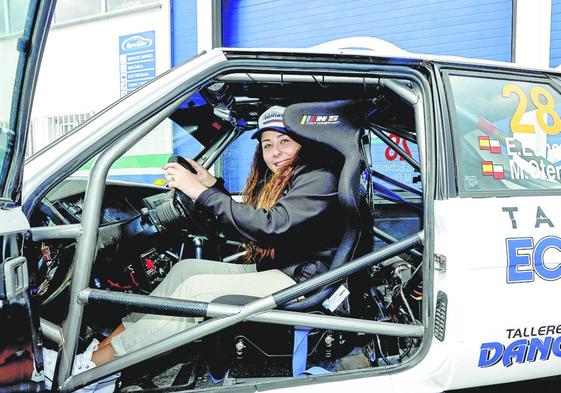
[26, 52, 435, 392]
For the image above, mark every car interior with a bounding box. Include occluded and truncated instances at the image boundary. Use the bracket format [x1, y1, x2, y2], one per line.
[26, 69, 427, 391]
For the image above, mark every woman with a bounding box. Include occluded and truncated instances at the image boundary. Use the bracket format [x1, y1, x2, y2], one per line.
[44, 106, 343, 391]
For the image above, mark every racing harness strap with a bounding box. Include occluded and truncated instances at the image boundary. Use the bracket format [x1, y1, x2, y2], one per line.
[292, 328, 331, 377]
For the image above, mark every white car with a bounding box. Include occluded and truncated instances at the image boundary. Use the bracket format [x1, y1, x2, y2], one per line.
[2, 2, 561, 392]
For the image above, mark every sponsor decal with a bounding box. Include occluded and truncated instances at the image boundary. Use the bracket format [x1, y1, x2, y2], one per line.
[505, 138, 561, 182]
[505, 235, 561, 283]
[474, 118, 561, 182]
[479, 324, 561, 368]
[501, 206, 555, 231]
[501, 205, 560, 283]
[300, 114, 340, 125]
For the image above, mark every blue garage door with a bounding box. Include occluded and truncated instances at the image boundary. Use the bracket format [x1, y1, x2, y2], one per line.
[223, 0, 512, 61]
[171, 0, 197, 66]
[170, 1, 202, 159]
[221, 0, 513, 192]
[551, 0, 561, 68]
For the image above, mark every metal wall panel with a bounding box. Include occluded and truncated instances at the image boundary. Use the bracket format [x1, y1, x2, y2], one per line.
[551, 0, 561, 68]
[171, 0, 198, 66]
[223, 0, 512, 61]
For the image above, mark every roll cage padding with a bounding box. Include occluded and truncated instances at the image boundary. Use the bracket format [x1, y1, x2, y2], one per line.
[281, 100, 368, 310]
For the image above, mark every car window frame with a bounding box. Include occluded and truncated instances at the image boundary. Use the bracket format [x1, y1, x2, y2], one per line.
[3, 0, 56, 203]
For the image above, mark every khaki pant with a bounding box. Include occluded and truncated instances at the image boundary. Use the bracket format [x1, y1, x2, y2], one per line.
[110, 259, 295, 355]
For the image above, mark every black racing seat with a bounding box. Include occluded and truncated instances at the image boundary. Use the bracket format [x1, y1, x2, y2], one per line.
[206, 100, 371, 376]
[218, 99, 370, 310]
[280, 99, 370, 311]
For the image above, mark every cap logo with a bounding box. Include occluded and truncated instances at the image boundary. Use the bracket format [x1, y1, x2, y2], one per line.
[300, 114, 340, 125]
[257, 106, 286, 132]
[263, 112, 282, 121]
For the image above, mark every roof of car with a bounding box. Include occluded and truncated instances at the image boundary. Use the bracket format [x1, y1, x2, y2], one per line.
[219, 37, 561, 75]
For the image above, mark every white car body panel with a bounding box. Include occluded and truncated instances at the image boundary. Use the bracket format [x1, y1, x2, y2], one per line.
[433, 197, 561, 390]
[0, 208, 30, 235]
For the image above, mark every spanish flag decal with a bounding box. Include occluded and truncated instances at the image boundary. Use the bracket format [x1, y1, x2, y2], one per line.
[479, 136, 501, 154]
[481, 161, 504, 179]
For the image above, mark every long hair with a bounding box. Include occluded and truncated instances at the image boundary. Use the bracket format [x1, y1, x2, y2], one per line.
[241, 144, 301, 263]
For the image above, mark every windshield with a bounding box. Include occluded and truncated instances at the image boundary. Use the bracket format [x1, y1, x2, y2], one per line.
[27, 0, 164, 157]
[73, 116, 205, 187]
[0, 0, 33, 195]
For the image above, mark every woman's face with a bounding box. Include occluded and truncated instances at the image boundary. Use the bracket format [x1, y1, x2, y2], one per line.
[260, 130, 302, 173]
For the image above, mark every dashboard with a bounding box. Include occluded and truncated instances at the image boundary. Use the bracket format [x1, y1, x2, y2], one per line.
[33, 177, 167, 228]
[29, 176, 239, 300]
[29, 177, 180, 302]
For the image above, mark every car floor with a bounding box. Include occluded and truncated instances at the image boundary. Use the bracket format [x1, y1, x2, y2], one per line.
[117, 343, 373, 392]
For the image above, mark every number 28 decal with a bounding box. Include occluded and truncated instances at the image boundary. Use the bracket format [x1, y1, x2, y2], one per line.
[503, 83, 561, 135]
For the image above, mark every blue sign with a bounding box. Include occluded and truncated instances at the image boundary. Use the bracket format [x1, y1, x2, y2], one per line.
[119, 31, 156, 97]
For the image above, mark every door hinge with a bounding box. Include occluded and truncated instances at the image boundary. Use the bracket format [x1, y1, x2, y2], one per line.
[434, 253, 447, 272]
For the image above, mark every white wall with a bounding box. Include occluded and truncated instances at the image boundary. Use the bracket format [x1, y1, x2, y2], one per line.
[514, 0, 552, 68]
[197, 0, 214, 52]
[30, 1, 172, 155]
[0, 36, 21, 125]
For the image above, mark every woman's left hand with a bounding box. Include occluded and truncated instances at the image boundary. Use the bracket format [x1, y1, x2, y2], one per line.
[164, 162, 208, 200]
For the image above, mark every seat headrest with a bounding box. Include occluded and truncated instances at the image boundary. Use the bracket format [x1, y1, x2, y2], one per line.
[283, 100, 368, 157]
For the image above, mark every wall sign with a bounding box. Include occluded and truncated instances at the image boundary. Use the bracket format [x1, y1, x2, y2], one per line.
[119, 30, 156, 97]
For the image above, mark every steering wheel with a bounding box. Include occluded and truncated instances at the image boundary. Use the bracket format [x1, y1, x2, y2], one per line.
[166, 155, 217, 237]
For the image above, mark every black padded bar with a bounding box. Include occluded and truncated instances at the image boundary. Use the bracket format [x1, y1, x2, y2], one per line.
[273, 231, 423, 306]
[370, 127, 420, 171]
[81, 289, 210, 317]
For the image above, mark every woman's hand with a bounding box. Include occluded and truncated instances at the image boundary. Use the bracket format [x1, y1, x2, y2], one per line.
[186, 159, 217, 188]
[164, 162, 208, 201]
